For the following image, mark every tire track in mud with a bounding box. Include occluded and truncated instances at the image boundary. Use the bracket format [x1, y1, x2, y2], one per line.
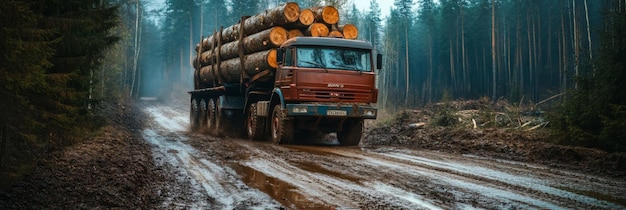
[234, 142, 441, 209]
[142, 106, 280, 209]
[142, 104, 626, 209]
[234, 143, 626, 209]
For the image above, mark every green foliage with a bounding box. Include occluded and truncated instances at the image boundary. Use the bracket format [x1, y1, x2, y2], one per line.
[549, 3, 626, 152]
[1, 0, 121, 185]
[433, 96, 458, 127]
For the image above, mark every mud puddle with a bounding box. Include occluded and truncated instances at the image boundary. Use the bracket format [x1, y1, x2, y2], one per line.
[233, 164, 337, 209]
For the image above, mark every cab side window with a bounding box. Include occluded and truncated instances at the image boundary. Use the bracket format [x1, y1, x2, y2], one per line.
[284, 48, 293, 66]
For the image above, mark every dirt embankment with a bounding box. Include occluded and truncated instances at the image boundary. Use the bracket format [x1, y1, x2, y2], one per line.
[362, 99, 626, 178]
[0, 101, 173, 209]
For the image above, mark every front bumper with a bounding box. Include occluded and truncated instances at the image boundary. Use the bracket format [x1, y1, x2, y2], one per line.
[286, 103, 377, 119]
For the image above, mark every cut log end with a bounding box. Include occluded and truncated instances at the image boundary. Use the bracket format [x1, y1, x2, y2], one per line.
[340, 24, 358, 40]
[269, 26, 288, 46]
[288, 29, 304, 38]
[283, 2, 301, 23]
[268, 49, 278, 68]
[299, 9, 315, 26]
[306, 23, 329, 37]
[328, 31, 343, 38]
[318, 6, 339, 25]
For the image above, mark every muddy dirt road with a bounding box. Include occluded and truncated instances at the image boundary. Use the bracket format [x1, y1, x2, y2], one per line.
[143, 104, 626, 209]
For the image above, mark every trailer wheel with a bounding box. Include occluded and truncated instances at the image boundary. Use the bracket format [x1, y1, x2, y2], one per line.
[213, 98, 223, 137]
[337, 119, 363, 146]
[190, 98, 200, 132]
[271, 105, 293, 144]
[247, 103, 264, 140]
[207, 98, 217, 134]
[199, 99, 208, 130]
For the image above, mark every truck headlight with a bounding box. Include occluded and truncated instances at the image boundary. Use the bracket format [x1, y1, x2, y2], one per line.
[292, 106, 308, 113]
[364, 109, 376, 116]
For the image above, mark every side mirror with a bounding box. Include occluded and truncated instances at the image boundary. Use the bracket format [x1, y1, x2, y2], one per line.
[376, 53, 383, 70]
[276, 48, 284, 64]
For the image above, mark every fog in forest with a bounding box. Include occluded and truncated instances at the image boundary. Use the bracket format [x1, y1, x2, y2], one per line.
[132, 0, 614, 111]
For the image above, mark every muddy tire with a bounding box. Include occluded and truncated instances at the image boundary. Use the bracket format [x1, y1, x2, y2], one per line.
[338, 119, 363, 146]
[190, 98, 200, 132]
[247, 103, 265, 140]
[271, 105, 293, 144]
[199, 99, 207, 130]
[207, 98, 217, 133]
[214, 98, 224, 137]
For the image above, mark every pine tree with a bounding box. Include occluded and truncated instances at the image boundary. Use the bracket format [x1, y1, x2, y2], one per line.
[26, 0, 120, 146]
[394, 0, 413, 106]
[365, 0, 382, 49]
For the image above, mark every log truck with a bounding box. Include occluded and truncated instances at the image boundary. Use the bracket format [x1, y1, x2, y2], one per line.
[188, 3, 382, 145]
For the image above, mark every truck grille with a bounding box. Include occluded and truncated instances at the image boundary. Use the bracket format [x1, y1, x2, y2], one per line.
[299, 89, 371, 102]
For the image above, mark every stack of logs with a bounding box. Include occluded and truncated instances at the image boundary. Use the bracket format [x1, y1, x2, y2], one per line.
[193, 2, 360, 88]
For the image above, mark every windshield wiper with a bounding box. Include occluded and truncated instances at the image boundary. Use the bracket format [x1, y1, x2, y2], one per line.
[301, 61, 325, 68]
[337, 64, 358, 70]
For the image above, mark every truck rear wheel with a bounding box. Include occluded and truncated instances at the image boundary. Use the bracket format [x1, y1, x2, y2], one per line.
[247, 103, 265, 140]
[199, 99, 208, 130]
[271, 105, 293, 144]
[213, 98, 223, 137]
[190, 98, 200, 132]
[337, 119, 363, 146]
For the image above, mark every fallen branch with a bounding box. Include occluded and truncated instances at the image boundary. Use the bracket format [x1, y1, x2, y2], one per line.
[536, 92, 566, 107]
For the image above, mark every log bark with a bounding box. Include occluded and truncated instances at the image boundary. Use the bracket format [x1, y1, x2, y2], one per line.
[196, 2, 299, 52]
[198, 49, 277, 85]
[288, 29, 304, 38]
[310, 6, 339, 25]
[339, 24, 358, 40]
[305, 23, 329, 37]
[199, 26, 287, 66]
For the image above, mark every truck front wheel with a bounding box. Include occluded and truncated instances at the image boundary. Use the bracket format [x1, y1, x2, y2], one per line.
[247, 103, 265, 140]
[190, 98, 200, 132]
[271, 105, 293, 144]
[337, 119, 363, 146]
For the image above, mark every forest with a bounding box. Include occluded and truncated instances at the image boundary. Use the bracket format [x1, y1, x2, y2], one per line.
[0, 0, 625, 183]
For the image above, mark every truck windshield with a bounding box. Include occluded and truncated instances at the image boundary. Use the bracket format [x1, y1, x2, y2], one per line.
[296, 47, 372, 72]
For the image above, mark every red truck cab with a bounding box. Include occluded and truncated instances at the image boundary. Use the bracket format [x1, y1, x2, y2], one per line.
[258, 37, 381, 145]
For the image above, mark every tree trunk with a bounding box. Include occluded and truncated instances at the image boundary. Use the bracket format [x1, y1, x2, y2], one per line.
[461, 2, 467, 94]
[130, 1, 141, 98]
[584, 0, 593, 73]
[573, 0, 580, 89]
[561, 4, 568, 98]
[491, 0, 497, 100]
[199, 26, 287, 65]
[197, 2, 300, 51]
[404, 20, 410, 106]
[199, 49, 277, 85]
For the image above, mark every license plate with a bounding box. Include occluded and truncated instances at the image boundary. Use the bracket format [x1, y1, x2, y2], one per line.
[327, 110, 347, 116]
